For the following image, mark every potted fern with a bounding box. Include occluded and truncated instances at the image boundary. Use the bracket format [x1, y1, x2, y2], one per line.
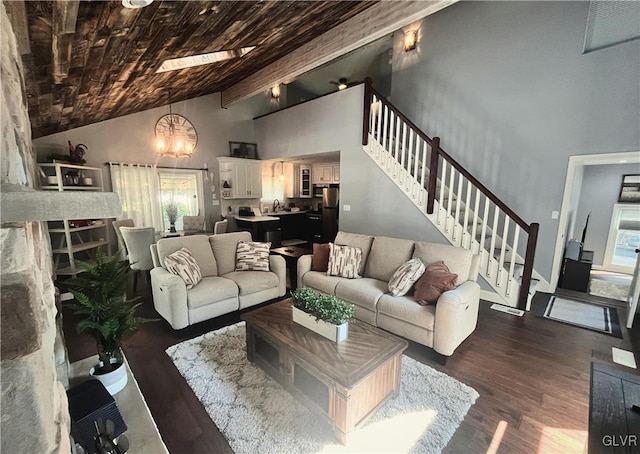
[65, 249, 150, 394]
[291, 287, 355, 342]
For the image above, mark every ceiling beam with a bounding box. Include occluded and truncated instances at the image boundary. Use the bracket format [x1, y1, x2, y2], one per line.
[52, 0, 79, 84]
[3, 1, 30, 55]
[221, 0, 458, 107]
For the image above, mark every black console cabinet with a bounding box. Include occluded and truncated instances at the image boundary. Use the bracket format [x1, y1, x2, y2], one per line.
[558, 251, 593, 293]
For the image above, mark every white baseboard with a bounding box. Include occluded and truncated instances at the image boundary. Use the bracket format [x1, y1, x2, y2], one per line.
[480, 290, 515, 307]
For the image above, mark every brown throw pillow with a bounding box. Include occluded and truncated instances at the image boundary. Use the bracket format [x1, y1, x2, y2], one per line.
[312, 243, 330, 272]
[414, 261, 458, 305]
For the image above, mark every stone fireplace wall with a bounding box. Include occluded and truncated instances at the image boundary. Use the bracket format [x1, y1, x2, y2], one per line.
[1, 3, 71, 453]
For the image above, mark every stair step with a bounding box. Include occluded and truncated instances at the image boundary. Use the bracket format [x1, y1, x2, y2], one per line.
[365, 139, 544, 308]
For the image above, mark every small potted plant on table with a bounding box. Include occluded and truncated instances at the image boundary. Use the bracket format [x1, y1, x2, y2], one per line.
[291, 287, 355, 342]
[65, 249, 151, 394]
[164, 198, 179, 233]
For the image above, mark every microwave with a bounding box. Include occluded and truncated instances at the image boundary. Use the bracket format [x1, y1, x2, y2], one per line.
[313, 185, 326, 197]
[313, 184, 338, 197]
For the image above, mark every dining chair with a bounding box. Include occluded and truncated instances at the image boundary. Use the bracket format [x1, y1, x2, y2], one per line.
[183, 215, 205, 233]
[213, 219, 228, 235]
[119, 226, 155, 293]
[112, 219, 134, 260]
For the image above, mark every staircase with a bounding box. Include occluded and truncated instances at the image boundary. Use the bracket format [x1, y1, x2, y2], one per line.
[362, 82, 548, 309]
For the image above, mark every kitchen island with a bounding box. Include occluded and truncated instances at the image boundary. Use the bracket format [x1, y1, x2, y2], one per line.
[234, 215, 281, 243]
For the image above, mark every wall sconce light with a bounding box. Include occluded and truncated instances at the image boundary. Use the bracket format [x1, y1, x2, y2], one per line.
[404, 30, 418, 52]
[270, 84, 281, 99]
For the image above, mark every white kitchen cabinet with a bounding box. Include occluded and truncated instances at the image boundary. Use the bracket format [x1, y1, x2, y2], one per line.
[332, 164, 340, 183]
[312, 162, 340, 184]
[38, 162, 110, 276]
[218, 157, 262, 199]
[312, 165, 333, 184]
[284, 162, 299, 198]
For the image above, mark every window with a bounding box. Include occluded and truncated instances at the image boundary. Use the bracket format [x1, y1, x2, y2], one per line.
[604, 204, 640, 273]
[158, 170, 204, 231]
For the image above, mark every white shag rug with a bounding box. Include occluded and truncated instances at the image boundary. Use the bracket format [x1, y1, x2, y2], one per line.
[166, 322, 479, 454]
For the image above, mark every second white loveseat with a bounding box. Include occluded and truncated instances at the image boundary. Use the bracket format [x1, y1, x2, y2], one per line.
[297, 231, 481, 359]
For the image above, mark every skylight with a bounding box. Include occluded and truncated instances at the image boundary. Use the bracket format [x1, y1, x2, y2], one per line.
[156, 47, 256, 73]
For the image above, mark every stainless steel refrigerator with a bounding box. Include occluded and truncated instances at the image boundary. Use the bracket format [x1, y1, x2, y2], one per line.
[322, 187, 339, 242]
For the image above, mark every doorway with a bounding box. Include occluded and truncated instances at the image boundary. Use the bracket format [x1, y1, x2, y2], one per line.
[552, 151, 640, 291]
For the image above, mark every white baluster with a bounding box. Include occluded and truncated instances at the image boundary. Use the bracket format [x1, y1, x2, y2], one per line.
[375, 98, 382, 148]
[488, 205, 500, 279]
[480, 196, 490, 271]
[471, 187, 480, 254]
[438, 158, 447, 226]
[453, 173, 463, 243]
[420, 140, 428, 200]
[446, 167, 455, 234]
[380, 104, 389, 161]
[462, 179, 472, 249]
[507, 225, 521, 297]
[497, 216, 509, 287]
[405, 129, 414, 192]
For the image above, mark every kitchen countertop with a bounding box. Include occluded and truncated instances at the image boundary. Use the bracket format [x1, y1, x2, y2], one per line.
[268, 210, 307, 216]
[234, 215, 280, 222]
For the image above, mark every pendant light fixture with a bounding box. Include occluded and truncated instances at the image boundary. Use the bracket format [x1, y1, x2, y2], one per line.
[154, 90, 198, 158]
[278, 161, 286, 183]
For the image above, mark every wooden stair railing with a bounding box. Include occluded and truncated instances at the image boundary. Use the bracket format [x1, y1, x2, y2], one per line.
[362, 80, 539, 309]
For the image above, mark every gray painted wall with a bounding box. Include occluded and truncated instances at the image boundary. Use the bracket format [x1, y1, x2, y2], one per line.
[390, 1, 640, 281]
[33, 92, 268, 236]
[574, 164, 639, 266]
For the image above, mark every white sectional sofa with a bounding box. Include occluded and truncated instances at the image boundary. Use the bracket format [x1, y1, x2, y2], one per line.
[297, 231, 481, 359]
[150, 232, 286, 329]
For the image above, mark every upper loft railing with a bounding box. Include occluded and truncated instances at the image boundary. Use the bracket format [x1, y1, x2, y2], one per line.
[362, 80, 539, 309]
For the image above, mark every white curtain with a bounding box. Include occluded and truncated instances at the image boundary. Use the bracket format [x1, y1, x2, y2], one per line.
[109, 163, 163, 232]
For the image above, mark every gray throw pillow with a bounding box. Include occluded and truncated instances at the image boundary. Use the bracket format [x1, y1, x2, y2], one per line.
[388, 257, 426, 297]
[164, 247, 202, 290]
[235, 241, 271, 271]
[327, 243, 362, 279]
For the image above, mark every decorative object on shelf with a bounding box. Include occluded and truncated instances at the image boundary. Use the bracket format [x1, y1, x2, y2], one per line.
[618, 174, 640, 203]
[155, 90, 198, 158]
[163, 198, 179, 232]
[66, 141, 88, 163]
[65, 250, 152, 395]
[229, 141, 258, 159]
[291, 287, 355, 342]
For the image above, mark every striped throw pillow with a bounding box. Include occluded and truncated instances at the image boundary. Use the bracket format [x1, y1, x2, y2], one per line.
[327, 243, 362, 279]
[164, 247, 202, 290]
[388, 257, 426, 297]
[235, 241, 271, 271]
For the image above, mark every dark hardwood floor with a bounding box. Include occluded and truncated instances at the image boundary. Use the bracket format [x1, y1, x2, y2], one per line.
[62, 284, 640, 454]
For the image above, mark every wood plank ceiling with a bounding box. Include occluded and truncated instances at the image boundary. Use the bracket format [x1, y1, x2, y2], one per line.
[17, 1, 377, 139]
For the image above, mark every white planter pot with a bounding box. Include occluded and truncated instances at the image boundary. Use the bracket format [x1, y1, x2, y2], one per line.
[292, 306, 349, 342]
[90, 358, 128, 395]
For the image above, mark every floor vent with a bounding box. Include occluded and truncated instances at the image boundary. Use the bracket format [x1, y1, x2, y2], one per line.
[490, 304, 524, 317]
[612, 347, 637, 369]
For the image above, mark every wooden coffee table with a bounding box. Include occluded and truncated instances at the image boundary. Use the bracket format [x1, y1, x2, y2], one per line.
[241, 299, 408, 444]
